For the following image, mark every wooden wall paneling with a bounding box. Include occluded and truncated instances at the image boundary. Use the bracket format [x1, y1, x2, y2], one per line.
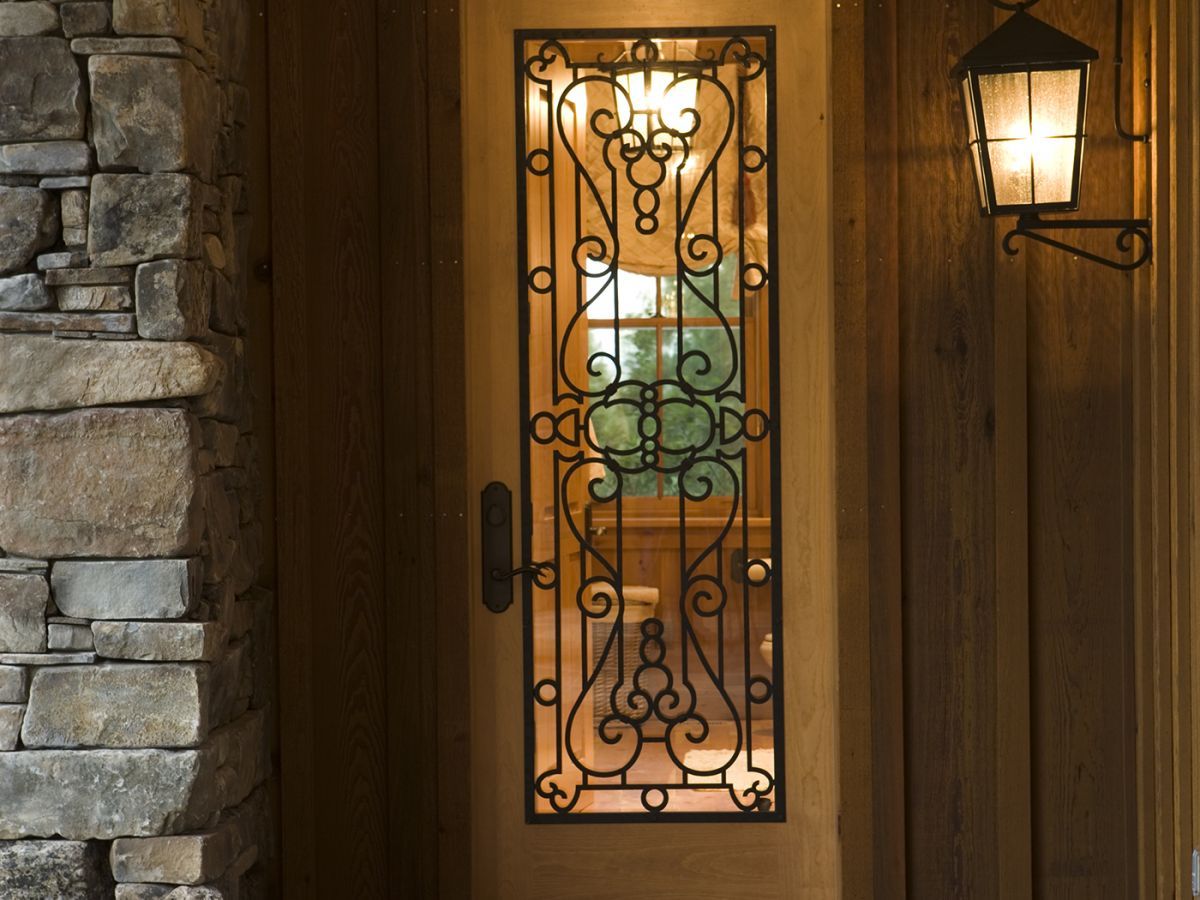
[1131, 0, 1175, 894]
[378, 0, 443, 894]
[1023, 2, 1140, 896]
[243, 0, 279, 885]
[269, 0, 391, 893]
[987, 15, 1032, 900]
[897, 3, 1000, 896]
[1152, 0, 1197, 891]
[1186, 0, 1200, 877]
[831, 1, 906, 897]
[992, 210, 1031, 900]
[266, 0, 318, 889]
[425, 4, 471, 896]
[862, 0, 907, 889]
[830, 4, 874, 897]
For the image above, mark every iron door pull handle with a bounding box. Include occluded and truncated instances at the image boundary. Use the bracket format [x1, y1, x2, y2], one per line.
[491, 561, 556, 588]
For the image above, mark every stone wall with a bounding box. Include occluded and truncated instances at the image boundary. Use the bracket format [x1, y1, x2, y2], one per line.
[0, 0, 273, 896]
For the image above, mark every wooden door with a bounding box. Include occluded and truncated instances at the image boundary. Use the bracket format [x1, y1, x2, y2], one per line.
[463, 2, 838, 897]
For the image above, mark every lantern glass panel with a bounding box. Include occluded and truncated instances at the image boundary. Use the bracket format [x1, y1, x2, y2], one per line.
[979, 71, 1031, 139]
[1032, 137, 1077, 203]
[1031, 68, 1080, 136]
[990, 137, 1034, 206]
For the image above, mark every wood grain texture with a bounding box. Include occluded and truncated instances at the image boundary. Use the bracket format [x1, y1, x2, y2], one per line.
[243, 0, 278, 889]
[270, 0, 391, 893]
[464, 3, 840, 897]
[896, 3, 999, 897]
[830, 5, 874, 894]
[831, 1, 907, 896]
[379, 0, 441, 894]
[1026, 2, 1139, 897]
[266, 0, 317, 888]
[862, 1, 908, 894]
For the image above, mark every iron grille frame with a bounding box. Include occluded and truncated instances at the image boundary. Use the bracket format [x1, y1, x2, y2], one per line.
[515, 24, 785, 825]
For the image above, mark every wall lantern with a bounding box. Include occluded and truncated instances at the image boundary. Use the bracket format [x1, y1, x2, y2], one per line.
[953, 0, 1152, 270]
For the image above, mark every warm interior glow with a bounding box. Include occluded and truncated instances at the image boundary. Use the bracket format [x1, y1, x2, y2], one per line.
[616, 68, 699, 141]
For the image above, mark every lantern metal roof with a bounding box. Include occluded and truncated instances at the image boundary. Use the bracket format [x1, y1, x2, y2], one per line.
[952, 11, 1098, 76]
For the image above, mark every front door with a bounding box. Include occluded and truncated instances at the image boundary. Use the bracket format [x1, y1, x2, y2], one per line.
[463, 3, 839, 896]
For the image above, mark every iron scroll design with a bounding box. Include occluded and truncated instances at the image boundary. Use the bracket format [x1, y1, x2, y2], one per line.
[1002, 214, 1153, 271]
[516, 28, 783, 823]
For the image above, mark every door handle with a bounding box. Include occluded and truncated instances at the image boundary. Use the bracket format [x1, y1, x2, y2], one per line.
[481, 482, 558, 613]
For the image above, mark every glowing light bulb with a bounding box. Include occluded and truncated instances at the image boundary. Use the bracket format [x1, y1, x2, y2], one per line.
[615, 68, 698, 143]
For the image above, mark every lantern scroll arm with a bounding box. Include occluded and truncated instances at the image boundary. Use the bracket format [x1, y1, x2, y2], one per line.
[1002, 214, 1153, 271]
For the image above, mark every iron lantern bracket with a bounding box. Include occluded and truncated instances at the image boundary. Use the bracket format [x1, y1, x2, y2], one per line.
[1002, 214, 1152, 271]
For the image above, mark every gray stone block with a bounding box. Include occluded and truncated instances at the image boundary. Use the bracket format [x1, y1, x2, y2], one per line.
[111, 826, 237, 885]
[56, 284, 132, 311]
[39, 176, 90, 190]
[60, 1, 110, 37]
[0, 273, 50, 311]
[0, 709, 264, 839]
[0, 573, 48, 652]
[0, 334, 223, 413]
[93, 620, 223, 661]
[136, 259, 210, 339]
[0, 704, 23, 749]
[44, 265, 131, 286]
[53, 558, 202, 619]
[0, 187, 58, 275]
[88, 174, 203, 266]
[0, 651, 96, 665]
[0, 558, 47, 574]
[36, 250, 89, 270]
[0, 310, 135, 333]
[47, 623, 92, 651]
[0, 666, 28, 702]
[0, 839, 112, 899]
[0, 2, 58, 36]
[116, 886, 174, 900]
[0, 409, 202, 558]
[22, 662, 210, 748]
[91, 56, 216, 177]
[0, 38, 85, 141]
[112, 0, 204, 49]
[70, 35, 187, 55]
[0, 141, 91, 176]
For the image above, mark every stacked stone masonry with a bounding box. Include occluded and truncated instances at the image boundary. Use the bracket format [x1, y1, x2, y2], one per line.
[0, 0, 271, 896]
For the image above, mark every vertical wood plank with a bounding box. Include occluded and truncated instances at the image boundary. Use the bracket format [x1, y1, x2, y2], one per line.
[378, 0, 441, 894]
[267, 0, 317, 888]
[426, 5, 472, 898]
[1024, 1, 1140, 896]
[270, 0, 391, 893]
[831, 4, 874, 897]
[993, 221, 1031, 900]
[863, 0, 907, 894]
[897, 2, 999, 897]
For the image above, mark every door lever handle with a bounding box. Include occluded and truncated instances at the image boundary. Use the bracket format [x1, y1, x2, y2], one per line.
[491, 561, 557, 588]
[482, 482, 556, 612]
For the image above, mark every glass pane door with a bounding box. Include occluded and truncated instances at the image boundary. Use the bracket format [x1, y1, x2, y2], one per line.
[516, 28, 781, 821]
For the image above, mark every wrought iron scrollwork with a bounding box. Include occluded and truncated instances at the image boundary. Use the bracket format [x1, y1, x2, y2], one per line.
[517, 28, 782, 822]
[1002, 214, 1153, 271]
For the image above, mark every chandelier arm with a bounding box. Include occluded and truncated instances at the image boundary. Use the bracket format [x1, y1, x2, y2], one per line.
[1002, 215, 1153, 271]
[1114, 0, 1150, 142]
